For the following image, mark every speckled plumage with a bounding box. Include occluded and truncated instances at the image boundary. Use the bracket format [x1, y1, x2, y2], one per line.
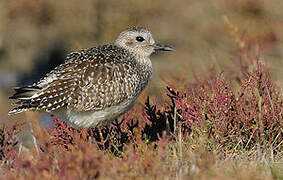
[9, 27, 173, 128]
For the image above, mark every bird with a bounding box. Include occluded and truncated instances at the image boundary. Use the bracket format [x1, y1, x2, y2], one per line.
[9, 27, 173, 129]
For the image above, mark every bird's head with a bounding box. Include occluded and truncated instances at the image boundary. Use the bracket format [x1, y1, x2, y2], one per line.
[114, 27, 173, 58]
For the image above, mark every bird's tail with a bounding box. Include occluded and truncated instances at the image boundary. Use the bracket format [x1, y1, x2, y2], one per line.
[9, 86, 42, 115]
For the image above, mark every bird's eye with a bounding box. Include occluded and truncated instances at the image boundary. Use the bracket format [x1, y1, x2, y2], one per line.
[136, 36, 145, 42]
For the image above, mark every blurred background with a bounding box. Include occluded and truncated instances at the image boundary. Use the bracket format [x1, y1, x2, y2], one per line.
[0, 0, 283, 126]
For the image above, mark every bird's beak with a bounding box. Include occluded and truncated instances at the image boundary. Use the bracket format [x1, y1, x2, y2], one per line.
[153, 43, 174, 51]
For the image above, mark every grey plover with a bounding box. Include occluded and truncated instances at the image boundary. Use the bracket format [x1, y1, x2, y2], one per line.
[9, 27, 173, 128]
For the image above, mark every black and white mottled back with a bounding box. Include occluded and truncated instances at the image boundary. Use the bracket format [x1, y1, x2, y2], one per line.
[9, 27, 173, 128]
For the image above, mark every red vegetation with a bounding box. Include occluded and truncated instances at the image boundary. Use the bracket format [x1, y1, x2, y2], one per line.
[0, 123, 20, 169]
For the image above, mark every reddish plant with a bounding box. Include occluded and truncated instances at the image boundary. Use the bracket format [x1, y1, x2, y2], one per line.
[0, 123, 22, 169]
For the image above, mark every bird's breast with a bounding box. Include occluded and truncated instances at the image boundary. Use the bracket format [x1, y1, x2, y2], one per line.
[136, 57, 152, 90]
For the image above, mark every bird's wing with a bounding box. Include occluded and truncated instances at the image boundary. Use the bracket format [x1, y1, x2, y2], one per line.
[67, 49, 141, 112]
